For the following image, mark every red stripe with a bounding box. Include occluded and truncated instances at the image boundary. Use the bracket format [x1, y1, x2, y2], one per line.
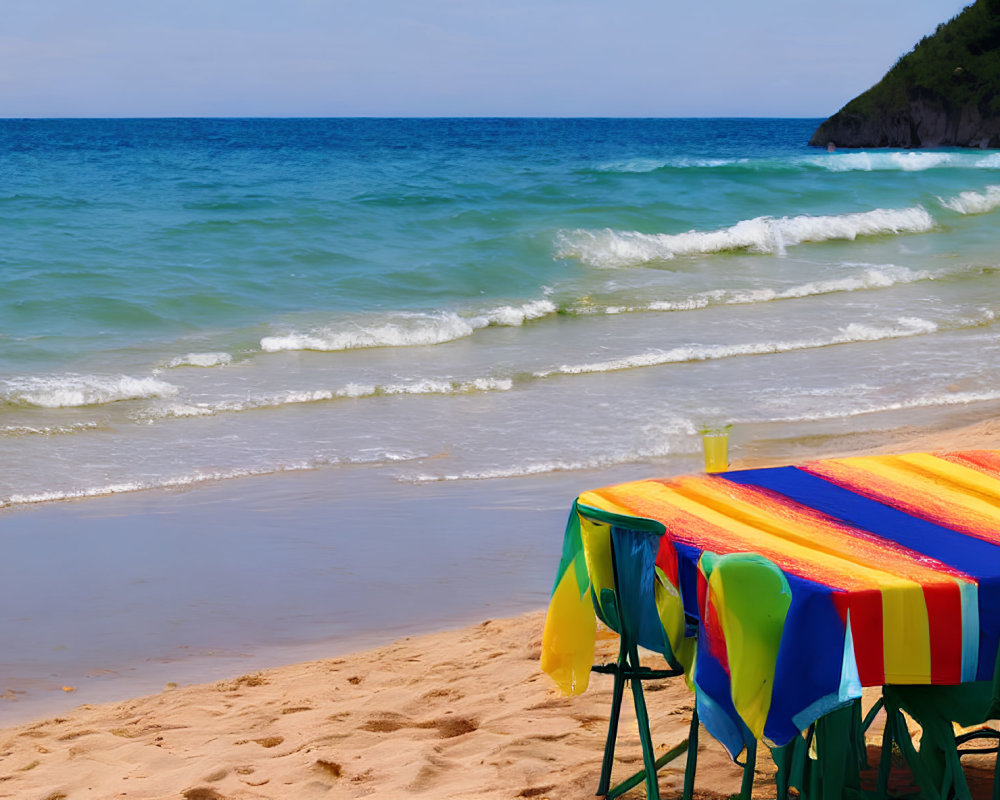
[696, 568, 730, 675]
[924, 581, 963, 684]
[833, 589, 885, 685]
[655, 534, 679, 588]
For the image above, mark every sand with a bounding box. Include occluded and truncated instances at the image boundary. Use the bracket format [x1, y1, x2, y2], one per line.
[2, 418, 1000, 799]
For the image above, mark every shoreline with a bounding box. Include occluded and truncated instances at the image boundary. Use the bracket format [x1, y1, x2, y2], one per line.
[4, 414, 1000, 726]
[1, 417, 999, 796]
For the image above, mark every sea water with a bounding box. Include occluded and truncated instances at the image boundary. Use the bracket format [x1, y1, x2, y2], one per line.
[2, 117, 1000, 506]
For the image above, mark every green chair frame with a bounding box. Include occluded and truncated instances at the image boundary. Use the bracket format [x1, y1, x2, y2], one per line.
[575, 504, 698, 800]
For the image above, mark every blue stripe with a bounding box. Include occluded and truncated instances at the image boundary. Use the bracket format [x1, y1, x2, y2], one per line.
[724, 466, 1000, 678]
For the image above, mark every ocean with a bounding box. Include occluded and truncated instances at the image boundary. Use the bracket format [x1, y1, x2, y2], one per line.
[4, 117, 1000, 719]
[2, 117, 999, 506]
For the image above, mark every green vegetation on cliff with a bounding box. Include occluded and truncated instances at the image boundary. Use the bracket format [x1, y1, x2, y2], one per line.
[811, 0, 1000, 147]
[852, 0, 1000, 116]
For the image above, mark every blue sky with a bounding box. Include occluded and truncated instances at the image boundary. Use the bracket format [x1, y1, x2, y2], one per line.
[1, 0, 973, 117]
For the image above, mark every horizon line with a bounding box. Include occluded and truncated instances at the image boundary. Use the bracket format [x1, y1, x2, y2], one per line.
[0, 114, 828, 122]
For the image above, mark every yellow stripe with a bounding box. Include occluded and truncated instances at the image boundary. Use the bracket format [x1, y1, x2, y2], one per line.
[898, 452, 1000, 510]
[830, 454, 1000, 526]
[882, 579, 931, 682]
[578, 490, 638, 517]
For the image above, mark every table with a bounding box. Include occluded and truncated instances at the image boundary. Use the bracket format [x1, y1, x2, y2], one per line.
[541, 450, 1000, 754]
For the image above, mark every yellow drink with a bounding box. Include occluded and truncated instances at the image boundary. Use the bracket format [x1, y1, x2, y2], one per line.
[701, 427, 730, 473]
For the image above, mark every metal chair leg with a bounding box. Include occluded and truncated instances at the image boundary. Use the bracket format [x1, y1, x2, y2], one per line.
[739, 736, 757, 800]
[596, 638, 629, 797]
[682, 705, 698, 800]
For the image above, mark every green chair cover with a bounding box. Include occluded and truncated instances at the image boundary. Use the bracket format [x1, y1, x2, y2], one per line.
[877, 645, 1000, 800]
[770, 697, 876, 800]
[698, 551, 794, 800]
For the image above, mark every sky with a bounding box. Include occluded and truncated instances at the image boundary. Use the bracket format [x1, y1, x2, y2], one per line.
[0, 0, 975, 118]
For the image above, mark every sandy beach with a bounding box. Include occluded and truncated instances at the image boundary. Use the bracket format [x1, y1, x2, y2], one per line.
[2, 417, 1000, 798]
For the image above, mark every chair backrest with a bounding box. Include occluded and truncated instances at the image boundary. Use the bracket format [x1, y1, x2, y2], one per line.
[575, 503, 688, 671]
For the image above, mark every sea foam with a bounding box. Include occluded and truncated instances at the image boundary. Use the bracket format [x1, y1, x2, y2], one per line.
[0, 375, 178, 408]
[938, 185, 1000, 215]
[815, 152, 957, 172]
[166, 352, 233, 368]
[140, 377, 514, 420]
[0, 450, 426, 508]
[641, 265, 931, 312]
[260, 300, 556, 353]
[536, 317, 939, 376]
[556, 207, 934, 267]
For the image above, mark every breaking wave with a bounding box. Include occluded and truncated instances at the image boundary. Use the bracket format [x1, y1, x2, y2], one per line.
[536, 317, 940, 376]
[0, 450, 426, 508]
[556, 206, 934, 266]
[405, 418, 699, 483]
[260, 299, 556, 353]
[165, 352, 233, 368]
[776, 389, 1000, 423]
[624, 265, 931, 313]
[0, 375, 178, 408]
[938, 185, 1000, 215]
[139, 377, 514, 420]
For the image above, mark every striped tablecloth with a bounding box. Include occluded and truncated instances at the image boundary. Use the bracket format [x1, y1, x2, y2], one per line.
[541, 450, 1000, 752]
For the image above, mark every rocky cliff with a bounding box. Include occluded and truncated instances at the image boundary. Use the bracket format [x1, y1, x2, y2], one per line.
[810, 0, 1000, 148]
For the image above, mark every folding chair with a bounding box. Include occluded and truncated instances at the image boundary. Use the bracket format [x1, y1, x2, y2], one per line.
[575, 503, 697, 800]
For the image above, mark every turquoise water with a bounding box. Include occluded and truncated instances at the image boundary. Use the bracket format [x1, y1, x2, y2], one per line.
[3, 118, 1000, 505]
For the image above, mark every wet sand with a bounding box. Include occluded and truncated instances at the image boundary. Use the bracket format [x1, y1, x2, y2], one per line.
[1, 417, 999, 797]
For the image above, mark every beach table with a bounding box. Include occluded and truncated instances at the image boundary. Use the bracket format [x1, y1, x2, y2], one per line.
[541, 450, 1000, 758]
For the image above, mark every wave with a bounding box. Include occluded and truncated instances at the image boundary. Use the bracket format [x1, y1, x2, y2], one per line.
[260, 299, 556, 353]
[590, 150, 1000, 177]
[0, 421, 101, 437]
[138, 377, 515, 420]
[405, 418, 698, 483]
[592, 157, 744, 173]
[938, 185, 1000, 215]
[811, 151, 960, 172]
[165, 352, 233, 368]
[0, 374, 178, 408]
[0, 450, 426, 509]
[627, 264, 930, 313]
[536, 317, 940, 376]
[776, 388, 1000, 423]
[556, 207, 934, 267]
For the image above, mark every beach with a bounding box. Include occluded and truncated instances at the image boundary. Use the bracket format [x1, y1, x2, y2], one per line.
[5, 117, 1000, 796]
[3, 417, 999, 799]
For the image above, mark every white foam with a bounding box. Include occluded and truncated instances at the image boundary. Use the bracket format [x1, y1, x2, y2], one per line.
[778, 388, 1000, 423]
[556, 207, 934, 266]
[938, 185, 1000, 215]
[0, 421, 101, 436]
[536, 317, 938, 376]
[645, 265, 930, 312]
[140, 377, 514, 420]
[1, 375, 179, 408]
[406, 420, 698, 483]
[166, 352, 233, 368]
[596, 157, 737, 173]
[0, 450, 426, 508]
[813, 151, 957, 172]
[260, 299, 557, 353]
